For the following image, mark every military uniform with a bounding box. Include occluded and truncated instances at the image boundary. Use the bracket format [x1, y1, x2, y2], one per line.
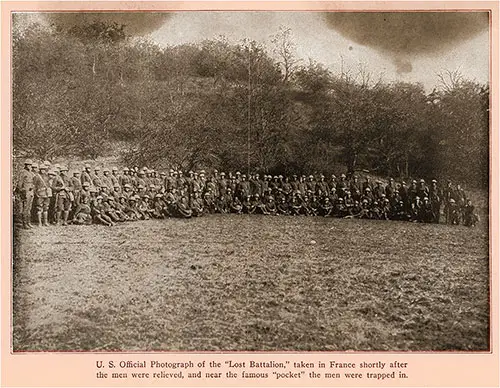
[16, 161, 35, 228]
[56, 168, 72, 225]
[33, 168, 51, 226]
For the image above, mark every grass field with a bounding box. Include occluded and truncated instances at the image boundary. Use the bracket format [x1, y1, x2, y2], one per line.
[12, 215, 489, 352]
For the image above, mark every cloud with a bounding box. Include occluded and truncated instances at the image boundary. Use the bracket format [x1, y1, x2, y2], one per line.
[323, 12, 489, 73]
[44, 13, 172, 36]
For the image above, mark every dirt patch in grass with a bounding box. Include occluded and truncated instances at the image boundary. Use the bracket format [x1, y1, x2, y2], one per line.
[12, 215, 489, 351]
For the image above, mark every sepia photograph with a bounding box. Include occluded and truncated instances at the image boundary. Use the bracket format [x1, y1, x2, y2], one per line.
[11, 9, 490, 353]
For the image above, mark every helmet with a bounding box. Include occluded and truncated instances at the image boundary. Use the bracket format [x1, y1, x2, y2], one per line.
[24, 159, 33, 165]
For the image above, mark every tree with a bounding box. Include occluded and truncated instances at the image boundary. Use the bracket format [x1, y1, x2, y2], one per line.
[271, 26, 301, 83]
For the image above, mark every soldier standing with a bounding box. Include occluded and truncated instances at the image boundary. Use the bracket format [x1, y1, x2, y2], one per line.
[81, 164, 92, 186]
[33, 165, 51, 226]
[70, 171, 82, 207]
[16, 159, 35, 229]
[56, 166, 72, 225]
[429, 179, 441, 223]
[91, 166, 103, 190]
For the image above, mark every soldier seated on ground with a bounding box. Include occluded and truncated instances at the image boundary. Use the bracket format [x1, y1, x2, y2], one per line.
[71, 196, 93, 225]
[92, 196, 115, 226]
[264, 194, 277, 215]
[176, 193, 193, 218]
[125, 196, 141, 221]
[318, 197, 333, 217]
[300, 195, 312, 216]
[370, 201, 382, 220]
[253, 194, 269, 215]
[113, 196, 130, 221]
[189, 192, 204, 217]
[380, 198, 391, 220]
[203, 189, 216, 214]
[152, 193, 167, 219]
[277, 197, 290, 215]
[334, 197, 348, 218]
[463, 199, 479, 227]
[419, 197, 435, 223]
[230, 196, 243, 214]
[242, 195, 256, 214]
[137, 195, 151, 220]
[448, 199, 461, 225]
[358, 199, 371, 219]
[290, 194, 302, 216]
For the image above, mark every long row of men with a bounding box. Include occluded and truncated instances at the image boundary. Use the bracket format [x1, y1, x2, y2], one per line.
[14, 159, 479, 229]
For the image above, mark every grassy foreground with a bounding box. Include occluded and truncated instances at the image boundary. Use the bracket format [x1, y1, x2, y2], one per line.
[12, 215, 489, 351]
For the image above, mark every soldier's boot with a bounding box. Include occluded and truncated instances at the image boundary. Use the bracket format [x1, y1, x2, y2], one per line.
[42, 211, 49, 226]
[62, 211, 69, 226]
[55, 211, 62, 226]
[25, 213, 33, 228]
[36, 212, 42, 227]
[22, 214, 31, 229]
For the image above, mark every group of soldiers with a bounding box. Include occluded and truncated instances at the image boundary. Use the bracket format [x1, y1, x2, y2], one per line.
[14, 159, 480, 229]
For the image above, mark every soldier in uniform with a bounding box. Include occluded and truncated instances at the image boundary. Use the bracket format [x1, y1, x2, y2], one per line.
[242, 195, 256, 214]
[91, 166, 103, 190]
[306, 175, 316, 194]
[318, 196, 333, 217]
[190, 191, 205, 217]
[71, 195, 93, 225]
[111, 184, 122, 200]
[70, 170, 82, 207]
[362, 176, 373, 192]
[48, 169, 63, 224]
[429, 179, 441, 223]
[336, 174, 348, 198]
[81, 164, 92, 186]
[33, 164, 51, 226]
[463, 199, 479, 227]
[16, 159, 35, 229]
[373, 181, 385, 201]
[101, 168, 112, 191]
[92, 196, 115, 226]
[315, 174, 329, 197]
[135, 170, 146, 190]
[237, 174, 251, 200]
[290, 175, 300, 193]
[416, 179, 429, 200]
[385, 178, 396, 202]
[119, 167, 131, 188]
[56, 166, 72, 225]
[349, 175, 361, 195]
[277, 196, 290, 215]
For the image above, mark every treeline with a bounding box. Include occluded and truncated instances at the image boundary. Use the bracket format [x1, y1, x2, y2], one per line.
[13, 20, 489, 187]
